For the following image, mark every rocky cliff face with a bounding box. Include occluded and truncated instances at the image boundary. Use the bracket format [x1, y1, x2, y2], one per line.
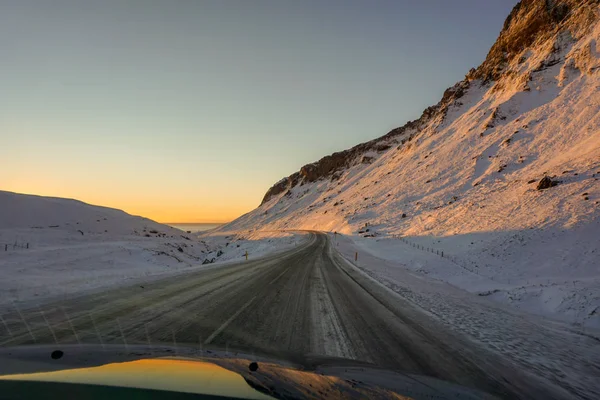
[474, 0, 577, 82]
[474, 0, 599, 85]
[261, 0, 599, 206]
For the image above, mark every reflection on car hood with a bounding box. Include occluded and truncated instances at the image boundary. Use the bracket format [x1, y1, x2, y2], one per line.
[0, 345, 495, 399]
[0, 358, 274, 399]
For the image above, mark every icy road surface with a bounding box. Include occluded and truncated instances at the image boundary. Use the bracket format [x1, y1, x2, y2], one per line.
[0, 233, 597, 399]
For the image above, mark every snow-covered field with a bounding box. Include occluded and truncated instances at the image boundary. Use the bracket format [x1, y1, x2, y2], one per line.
[219, 4, 600, 328]
[0, 191, 303, 307]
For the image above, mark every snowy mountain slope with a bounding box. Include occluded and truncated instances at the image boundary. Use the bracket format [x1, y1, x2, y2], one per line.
[219, 0, 600, 326]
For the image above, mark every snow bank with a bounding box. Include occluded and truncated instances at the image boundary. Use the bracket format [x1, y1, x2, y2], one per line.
[337, 228, 600, 329]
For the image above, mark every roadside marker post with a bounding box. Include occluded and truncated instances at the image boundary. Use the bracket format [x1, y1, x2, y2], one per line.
[355, 252, 358, 262]
[245, 251, 248, 261]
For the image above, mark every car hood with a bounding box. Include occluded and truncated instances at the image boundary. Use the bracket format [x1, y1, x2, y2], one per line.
[0, 344, 495, 399]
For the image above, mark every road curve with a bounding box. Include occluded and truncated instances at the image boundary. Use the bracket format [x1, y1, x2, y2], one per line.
[0, 232, 556, 398]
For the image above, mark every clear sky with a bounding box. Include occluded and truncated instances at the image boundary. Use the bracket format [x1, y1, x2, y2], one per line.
[1, 0, 517, 223]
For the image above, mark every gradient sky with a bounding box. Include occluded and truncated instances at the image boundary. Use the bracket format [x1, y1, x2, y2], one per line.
[1, 0, 517, 223]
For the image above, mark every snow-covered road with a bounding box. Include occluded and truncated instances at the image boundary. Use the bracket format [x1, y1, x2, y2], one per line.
[0, 232, 598, 399]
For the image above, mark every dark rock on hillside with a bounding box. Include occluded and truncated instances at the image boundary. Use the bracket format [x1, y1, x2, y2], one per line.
[537, 176, 560, 190]
[260, 172, 301, 205]
[361, 156, 375, 165]
[375, 144, 392, 152]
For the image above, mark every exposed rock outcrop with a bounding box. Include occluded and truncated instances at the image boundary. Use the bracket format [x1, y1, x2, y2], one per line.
[474, 0, 599, 83]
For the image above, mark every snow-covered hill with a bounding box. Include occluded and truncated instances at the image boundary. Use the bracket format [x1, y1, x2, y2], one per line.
[220, 0, 600, 327]
[0, 190, 168, 234]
